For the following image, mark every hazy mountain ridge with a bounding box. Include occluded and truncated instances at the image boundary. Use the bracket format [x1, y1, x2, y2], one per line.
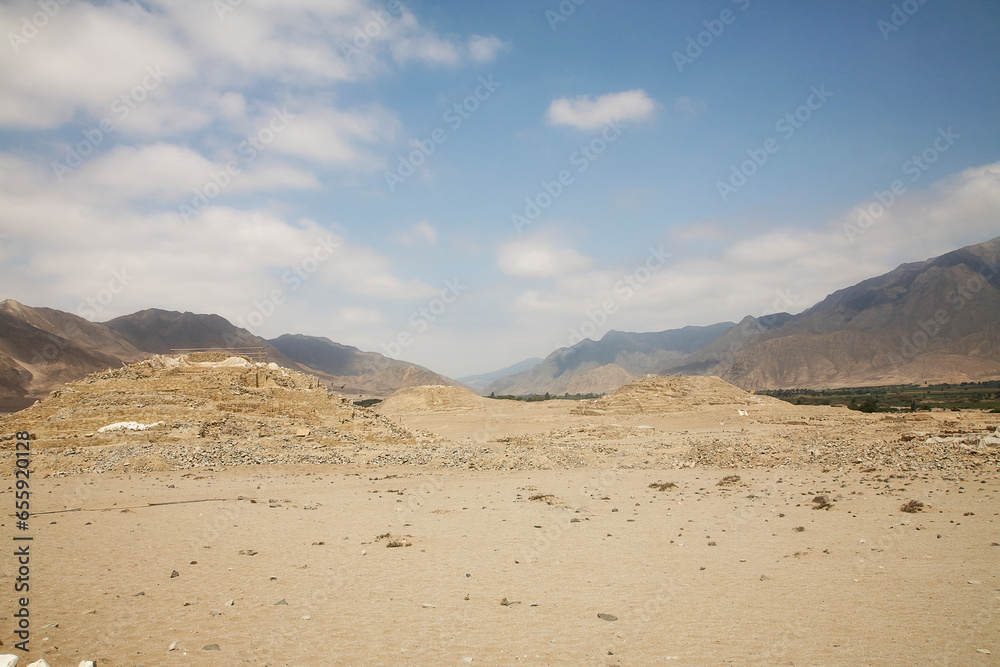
[483, 323, 735, 396]
[481, 236, 1000, 394]
[0, 304, 464, 411]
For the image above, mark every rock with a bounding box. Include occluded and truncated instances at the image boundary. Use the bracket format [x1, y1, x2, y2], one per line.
[202, 644, 220, 651]
[170, 570, 179, 578]
[0, 657, 17, 667]
[27, 661, 51, 667]
[275, 599, 287, 605]
[78, 662, 97, 667]
[977, 648, 991, 654]
[168, 640, 179, 651]
[210, 609, 222, 616]
[597, 613, 618, 621]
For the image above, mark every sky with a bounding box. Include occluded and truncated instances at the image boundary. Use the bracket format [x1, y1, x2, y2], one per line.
[1, 0, 999, 379]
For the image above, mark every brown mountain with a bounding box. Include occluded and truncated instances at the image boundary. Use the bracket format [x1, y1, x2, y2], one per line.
[0, 303, 465, 411]
[104, 308, 300, 368]
[268, 334, 466, 396]
[698, 236, 1000, 388]
[0, 299, 145, 411]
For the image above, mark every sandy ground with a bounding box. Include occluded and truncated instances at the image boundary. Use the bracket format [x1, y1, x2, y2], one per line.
[2, 464, 998, 666]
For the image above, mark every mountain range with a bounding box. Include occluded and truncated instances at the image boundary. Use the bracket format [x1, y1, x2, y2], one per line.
[0, 303, 460, 412]
[485, 236, 1000, 395]
[1, 235, 998, 411]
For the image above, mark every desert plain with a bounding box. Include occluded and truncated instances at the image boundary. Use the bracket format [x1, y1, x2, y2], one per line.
[1, 358, 998, 666]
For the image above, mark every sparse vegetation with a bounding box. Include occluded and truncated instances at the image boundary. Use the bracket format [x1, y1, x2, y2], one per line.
[812, 494, 833, 510]
[717, 475, 741, 486]
[648, 481, 677, 491]
[900, 500, 925, 513]
[761, 381, 1000, 413]
[529, 493, 555, 501]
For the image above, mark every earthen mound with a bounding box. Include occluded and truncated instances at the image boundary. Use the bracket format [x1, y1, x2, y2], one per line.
[573, 375, 780, 415]
[377, 385, 491, 415]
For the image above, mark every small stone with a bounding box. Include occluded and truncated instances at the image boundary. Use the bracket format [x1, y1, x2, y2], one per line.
[597, 613, 618, 621]
[210, 609, 222, 616]
[968, 580, 982, 584]
[421, 603, 435, 608]
[225, 599, 235, 606]
[977, 648, 991, 654]
[707, 541, 717, 546]
[170, 570, 179, 578]
[168, 640, 179, 651]
[760, 575, 771, 581]
[275, 599, 287, 605]
[202, 644, 220, 651]
[132, 591, 145, 597]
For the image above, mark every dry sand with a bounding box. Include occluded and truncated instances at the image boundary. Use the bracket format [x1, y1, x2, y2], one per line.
[2, 466, 997, 665]
[1, 366, 999, 665]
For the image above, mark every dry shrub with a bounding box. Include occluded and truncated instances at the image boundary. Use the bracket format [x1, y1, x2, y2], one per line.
[648, 481, 677, 491]
[900, 500, 924, 513]
[812, 494, 833, 510]
[717, 475, 741, 486]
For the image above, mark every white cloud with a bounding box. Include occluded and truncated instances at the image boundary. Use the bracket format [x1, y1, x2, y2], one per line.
[394, 220, 438, 246]
[0, 1, 195, 128]
[391, 33, 461, 66]
[72, 143, 320, 201]
[546, 89, 657, 130]
[497, 239, 592, 278]
[270, 105, 399, 166]
[468, 35, 508, 63]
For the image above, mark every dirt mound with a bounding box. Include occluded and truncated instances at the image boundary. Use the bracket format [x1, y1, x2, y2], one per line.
[573, 375, 781, 415]
[0, 356, 435, 472]
[377, 385, 492, 415]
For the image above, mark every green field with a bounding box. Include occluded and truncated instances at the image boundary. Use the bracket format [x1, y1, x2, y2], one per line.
[760, 381, 1000, 413]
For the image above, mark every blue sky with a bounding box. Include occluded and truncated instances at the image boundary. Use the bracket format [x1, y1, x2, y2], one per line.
[1, 0, 999, 378]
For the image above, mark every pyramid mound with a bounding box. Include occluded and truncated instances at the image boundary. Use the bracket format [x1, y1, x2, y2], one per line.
[0, 355, 419, 472]
[377, 384, 491, 415]
[573, 375, 778, 415]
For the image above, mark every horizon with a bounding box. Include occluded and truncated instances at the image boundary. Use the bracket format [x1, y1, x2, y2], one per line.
[2, 1, 999, 377]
